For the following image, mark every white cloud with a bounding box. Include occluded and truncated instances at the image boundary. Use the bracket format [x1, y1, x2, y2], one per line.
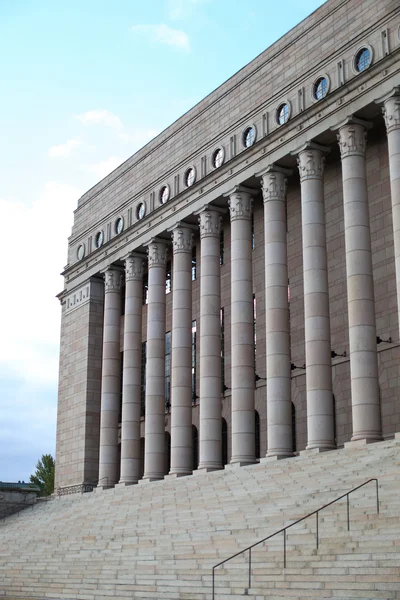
[132, 24, 190, 51]
[168, 0, 209, 20]
[75, 109, 122, 129]
[48, 139, 81, 158]
[83, 155, 123, 179]
[0, 182, 81, 386]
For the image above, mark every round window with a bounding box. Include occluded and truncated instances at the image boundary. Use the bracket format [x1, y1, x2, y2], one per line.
[212, 147, 224, 169]
[243, 126, 256, 148]
[313, 77, 328, 100]
[95, 231, 104, 249]
[185, 167, 196, 187]
[77, 244, 85, 261]
[115, 217, 124, 235]
[159, 185, 170, 205]
[137, 202, 146, 220]
[355, 47, 372, 73]
[277, 103, 290, 125]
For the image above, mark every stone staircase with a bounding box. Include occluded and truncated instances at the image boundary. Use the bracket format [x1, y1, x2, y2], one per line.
[1, 438, 400, 600]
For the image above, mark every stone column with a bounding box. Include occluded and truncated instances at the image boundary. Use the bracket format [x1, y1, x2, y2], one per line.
[337, 117, 382, 442]
[118, 254, 144, 485]
[259, 167, 293, 458]
[142, 240, 168, 481]
[197, 207, 222, 471]
[297, 144, 335, 451]
[169, 224, 194, 476]
[98, 266, 123, 489]
[226, 187, 256, 465]
[382, 90, 400, 338]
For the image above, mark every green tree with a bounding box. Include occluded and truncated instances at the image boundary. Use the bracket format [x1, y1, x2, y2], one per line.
[30, 454, 55, 496]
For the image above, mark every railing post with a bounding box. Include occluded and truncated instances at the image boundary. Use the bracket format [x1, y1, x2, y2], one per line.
[316, 511, 319, 550]
[248, 547, 252, 589]
[346, 493, 350, 531]
[283, 529, 286, 569]
[375, 479, 380, 514]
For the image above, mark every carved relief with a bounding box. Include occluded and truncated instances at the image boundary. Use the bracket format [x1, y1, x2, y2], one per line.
[65, 279, 103, 314]
[228, 192, 252, 221]
[199, 209, 221, 238]
[104, 267, 123, 292]
[337, 123, 367, 158]
[383, 97, 400, 133]
[148, 241, 167, 267]
[125, 255, 143, 281]
[261, 171, 287, 203]
[297, 148, 324, 181]
[172, 226, 193, 253]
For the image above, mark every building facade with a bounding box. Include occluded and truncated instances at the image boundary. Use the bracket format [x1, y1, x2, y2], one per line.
[55, 0, 400, 493]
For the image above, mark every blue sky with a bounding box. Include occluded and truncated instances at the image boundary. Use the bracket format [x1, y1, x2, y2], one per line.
[0, 0, 325, 482]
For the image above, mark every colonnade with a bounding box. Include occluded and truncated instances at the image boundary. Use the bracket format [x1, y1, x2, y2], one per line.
[97, 97, 400, 489]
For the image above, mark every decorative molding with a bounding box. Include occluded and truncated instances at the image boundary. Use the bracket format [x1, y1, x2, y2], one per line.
[227, 189, 253, 222]
[147, 240, 168, 267]
[125, 254, 144, 281]
[337, 123, 368, 158]
[65, 279, 103, 315]
[383, 96, 400, 133]
[172, 225, 193, 254]
[258, 167, 290, 203]
[198, 208, 222, 238]
[56, 484, 94, 496]
[104, 267, 123, 292]
[297, 147, 325, 181]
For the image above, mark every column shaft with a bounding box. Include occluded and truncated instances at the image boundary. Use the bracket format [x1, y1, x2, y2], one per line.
[383, 95, 400, 338]
[260, 168, 293, 457]
[98, 267, 122, 488]
[119, 255, 143, 485]
[228, 188, 255, 465]
[143, 240, 167, 481]
[198, 208, 222, 471]
[338, 120, 382, 441]
[298, 146, 335, 450]
[169, 225, 193, 476]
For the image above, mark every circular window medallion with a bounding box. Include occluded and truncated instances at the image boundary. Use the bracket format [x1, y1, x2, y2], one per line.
[243, 126, 256, 148]
[276, 102, 290, 125]
[115, 216, 124, 235]
[212, 147, 225, 169]
[95, 230, 104, 249]
[159, 185, 170, 205]
[185, 167, 196, 187]
[313, 76, 329, 101]
[136, 202, 146, 220]
[354, 46, 372, 73]
[77, 244, 85, 261]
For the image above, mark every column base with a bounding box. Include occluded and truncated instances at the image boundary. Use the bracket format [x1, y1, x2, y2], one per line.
[345, 437, 382, 449]
[166, 471, 192, 479]
[305, 442, 336, 452]
[194, 465, 222, 474]
[350, 433, 383, 444]
[260, 454, 291, 464]
[227, 459, 257, 469]
[139, 475, 164, 484]
[95, 484, 115, 491]
[115, 480, 139, 488]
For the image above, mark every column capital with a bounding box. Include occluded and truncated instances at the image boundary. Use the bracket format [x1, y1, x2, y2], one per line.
[196, 206, 223, 238]
[381, 91, 400, 134]
[296, 144, 329, 182]
[224, 186, 254, 222]
[124, 253, 144, 281]
[101, 266, 123, 293]
[258, 168, 289, 203]
[170, 223, 194, 254]
[145, 238, 168, 267]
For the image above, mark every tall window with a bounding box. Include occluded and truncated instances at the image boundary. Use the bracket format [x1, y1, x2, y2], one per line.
[253, 294, 257, 373]
[251, 212, 255, 250]
[192, 246, 197, 280]
[292, 402, 297, 452]
[220, 308, 225, 392]
[222, 418, 228, 466]
[255, 410, 260, 459]
[220, 230, 224, 265]
[192, 320, 197, 402]
[165, 331, 171, 410]
[166, 261, 172, 294]
[141, 342, 146, 417]
[120, 283, 126, 316]
[192, 425, 199, 471]
[142, 272, 149, 305]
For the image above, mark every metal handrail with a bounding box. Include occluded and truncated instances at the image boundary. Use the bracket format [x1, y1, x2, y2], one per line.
[211, 478, 379, 600]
